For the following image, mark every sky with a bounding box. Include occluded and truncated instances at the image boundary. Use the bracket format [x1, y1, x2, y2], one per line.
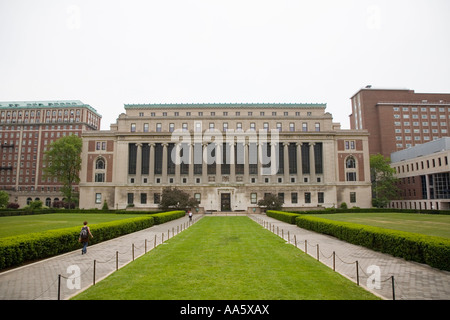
[1, 0, 449, 130]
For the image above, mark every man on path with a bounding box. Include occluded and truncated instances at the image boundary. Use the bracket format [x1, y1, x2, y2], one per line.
[79, 221, 94, 255]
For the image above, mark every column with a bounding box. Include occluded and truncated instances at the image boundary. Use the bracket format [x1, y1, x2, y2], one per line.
[270, 142, 278, 177]
[149, 143, 155, 184]
[229, 142, 235, 183]
[244, 142, 249, 183]
[283, 142, 289, 183]
[296, 142, 302, 183]
[188, 143, 194, 184]
[215, 142, 222, 184]
[257, 142, 263, 183]
[202, 142, 208, 184]
[175, 143, 181, 184]
[162, 142, 168, 184]
[136, 143, 142, 183]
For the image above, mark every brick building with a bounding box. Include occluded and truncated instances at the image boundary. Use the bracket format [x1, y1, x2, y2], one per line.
[79, 103, 372, 211]
[0, 100, 101, 207]
[349, 86, 450, 158]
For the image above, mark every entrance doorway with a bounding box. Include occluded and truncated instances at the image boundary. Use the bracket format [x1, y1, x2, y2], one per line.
[221, 193, 231, 211]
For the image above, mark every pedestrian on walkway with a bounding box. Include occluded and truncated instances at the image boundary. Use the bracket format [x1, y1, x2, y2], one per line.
[79, 221, 93, 255]
[188, 210, 193, 222]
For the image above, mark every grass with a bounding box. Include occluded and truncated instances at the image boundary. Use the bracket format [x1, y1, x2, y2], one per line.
[308, 212, 450, 238]
[73, 216, 379, 300]
[0, 213, 147, 238]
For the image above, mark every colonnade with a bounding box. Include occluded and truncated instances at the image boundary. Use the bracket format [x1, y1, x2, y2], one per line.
[129, 141, 323, 186]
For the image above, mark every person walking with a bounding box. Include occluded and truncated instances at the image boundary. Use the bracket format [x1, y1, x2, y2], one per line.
[79, 221, 93, 255]
[188, 210, 193, 222]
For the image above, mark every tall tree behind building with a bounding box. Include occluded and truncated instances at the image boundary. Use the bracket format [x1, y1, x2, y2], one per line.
[43, 135, 82, 208]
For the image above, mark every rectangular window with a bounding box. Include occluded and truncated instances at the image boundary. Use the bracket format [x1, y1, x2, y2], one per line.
[318, 192, 324, 204]
[143, 123, 149, 132]
[156, 123, 162, 132]
[250, 193, 257, 204]
[302, 122, 308, 132]
[291, 192, 298, 204]
[304, 192, 311, 203]
[140, 193, 147, 204]
[346, 172, 357, 181]
[350, 192, 356, 203]
[127, 193, 134, 205]
[95, 193, 102, 204]
[131, 123, 136, 132]
[290, 123, 295, 132]
[194, 193, 201, 203]
[95, 173, 105, 182]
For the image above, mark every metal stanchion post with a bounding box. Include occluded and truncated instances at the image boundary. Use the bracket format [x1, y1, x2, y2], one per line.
[57, 274, 61, 300]
[93, 260, 96, 285]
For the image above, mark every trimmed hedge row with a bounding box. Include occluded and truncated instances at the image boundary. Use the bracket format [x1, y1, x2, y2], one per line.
[0, 210, 186, 270]
[295, 215, 450, 271]
[266, 210, 301, 224]
[150, 210, 186, 224]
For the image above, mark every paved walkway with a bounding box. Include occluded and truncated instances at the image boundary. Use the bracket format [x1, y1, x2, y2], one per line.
[0, 213, 449, 300]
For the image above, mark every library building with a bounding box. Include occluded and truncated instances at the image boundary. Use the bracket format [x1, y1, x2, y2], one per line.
[79, 103, 372, 212]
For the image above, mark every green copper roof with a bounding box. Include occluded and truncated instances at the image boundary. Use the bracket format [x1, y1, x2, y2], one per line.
[124, 103, 327, 109]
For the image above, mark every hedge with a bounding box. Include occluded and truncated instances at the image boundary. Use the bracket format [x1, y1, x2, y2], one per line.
[266, 210, 301, 224]
[0, 210, 186, 270]
[150, 210, 186, 224]
[295, 215, 450, 271]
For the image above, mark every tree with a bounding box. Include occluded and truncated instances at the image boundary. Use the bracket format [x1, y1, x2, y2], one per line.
[159, 187, 199, 211]
[43, 135, 82, 208]
[370, 154, 400, 208]
[257, 193, 283, 211]
[0, 190, 9, 208]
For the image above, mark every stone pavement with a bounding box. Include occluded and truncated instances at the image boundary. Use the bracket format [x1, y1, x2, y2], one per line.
[248, 214, 450, 300]
[1, 213, 449, 300]
[0, 214, 202, 300]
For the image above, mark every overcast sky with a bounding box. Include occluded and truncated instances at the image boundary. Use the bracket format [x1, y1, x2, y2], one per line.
[1, 0, 449, 130]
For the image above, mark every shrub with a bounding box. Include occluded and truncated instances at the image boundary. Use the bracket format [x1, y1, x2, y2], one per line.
[151, 210, 186, 224]
[266, 210, 301, 224]
[295, 215, 450, 271]
[7, 203, 20, 209]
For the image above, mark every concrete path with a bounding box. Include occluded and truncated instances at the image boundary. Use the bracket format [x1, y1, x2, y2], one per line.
[248, 214, 450, 300]
[1, 213, 449, 300]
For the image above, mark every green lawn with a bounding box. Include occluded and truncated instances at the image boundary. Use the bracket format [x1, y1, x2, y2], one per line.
[73, 216, 379, 300]
[308, 212, 450, 238]
[0, 213, 147, 238]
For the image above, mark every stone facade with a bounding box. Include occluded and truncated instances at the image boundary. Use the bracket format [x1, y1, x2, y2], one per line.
[79, 103, 372, 212]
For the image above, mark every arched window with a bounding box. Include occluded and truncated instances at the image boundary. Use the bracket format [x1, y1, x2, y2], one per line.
[345, 156, 357, 181]
[96, 158, 105, 169]
[346, 156, 356, 169]
[46, 198, 52, 207]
